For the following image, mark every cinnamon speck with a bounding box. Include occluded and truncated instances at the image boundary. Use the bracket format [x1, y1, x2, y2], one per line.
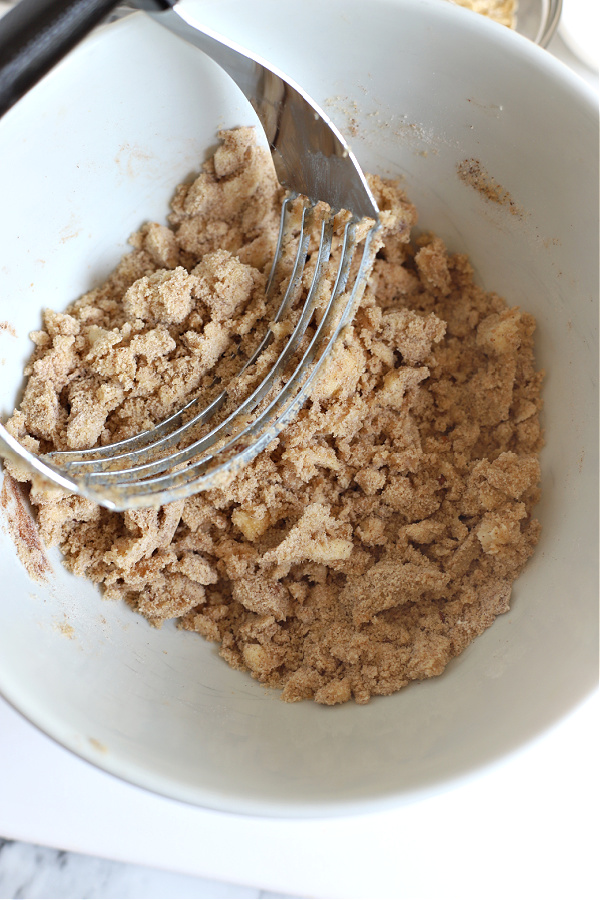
[0, 473, 52, 582]
[457, 158, 522, 217]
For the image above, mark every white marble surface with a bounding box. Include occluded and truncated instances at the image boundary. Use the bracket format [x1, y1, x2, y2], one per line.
[0, 840, 297, 900]
[0, 2, 597, 900]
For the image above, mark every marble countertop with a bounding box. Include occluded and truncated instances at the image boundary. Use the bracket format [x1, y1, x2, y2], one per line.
[0, 839, 295, 900]
[0, 3, 597, 899]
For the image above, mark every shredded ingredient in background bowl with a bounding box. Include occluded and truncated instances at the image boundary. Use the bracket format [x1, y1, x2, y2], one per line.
[4, 128, 543, 705]
[447, 0, 517, 28]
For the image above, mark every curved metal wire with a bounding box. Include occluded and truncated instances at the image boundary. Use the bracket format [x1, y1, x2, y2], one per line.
[80, 221, 379, 510]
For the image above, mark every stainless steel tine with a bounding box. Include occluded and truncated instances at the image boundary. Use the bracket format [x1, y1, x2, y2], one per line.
[80, 220, 379, 510]
[78, 206, 337, 486]
[47, 194, 305, 471]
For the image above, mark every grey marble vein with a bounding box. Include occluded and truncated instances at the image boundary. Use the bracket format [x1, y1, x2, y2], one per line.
[0, 839, 301, 900]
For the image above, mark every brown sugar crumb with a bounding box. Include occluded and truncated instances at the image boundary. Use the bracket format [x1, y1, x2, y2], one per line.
[4, 128, 543, 704]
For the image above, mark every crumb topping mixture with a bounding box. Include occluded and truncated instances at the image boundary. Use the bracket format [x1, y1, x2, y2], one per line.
[5, 128, 543, 704]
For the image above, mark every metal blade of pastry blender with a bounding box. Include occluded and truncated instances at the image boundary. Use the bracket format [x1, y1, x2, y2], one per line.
[147, 2, 379, 221]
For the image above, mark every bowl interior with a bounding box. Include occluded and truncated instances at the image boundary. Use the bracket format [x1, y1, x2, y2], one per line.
[0, 0, 597, 816]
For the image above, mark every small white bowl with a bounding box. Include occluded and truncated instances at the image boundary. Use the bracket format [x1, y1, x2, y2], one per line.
[0, 0, 597, 816]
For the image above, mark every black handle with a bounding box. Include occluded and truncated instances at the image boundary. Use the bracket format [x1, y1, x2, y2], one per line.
[0, 0, 176, 118]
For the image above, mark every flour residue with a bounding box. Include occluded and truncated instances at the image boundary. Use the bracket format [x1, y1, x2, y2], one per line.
[53, 618, 76, 639]
[324, 96, 453, 157]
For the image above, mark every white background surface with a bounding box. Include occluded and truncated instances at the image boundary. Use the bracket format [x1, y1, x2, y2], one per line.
[0, 2, 597, 898]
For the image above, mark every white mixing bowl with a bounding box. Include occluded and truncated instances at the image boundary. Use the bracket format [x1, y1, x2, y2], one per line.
[0, 0, 597, 816]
